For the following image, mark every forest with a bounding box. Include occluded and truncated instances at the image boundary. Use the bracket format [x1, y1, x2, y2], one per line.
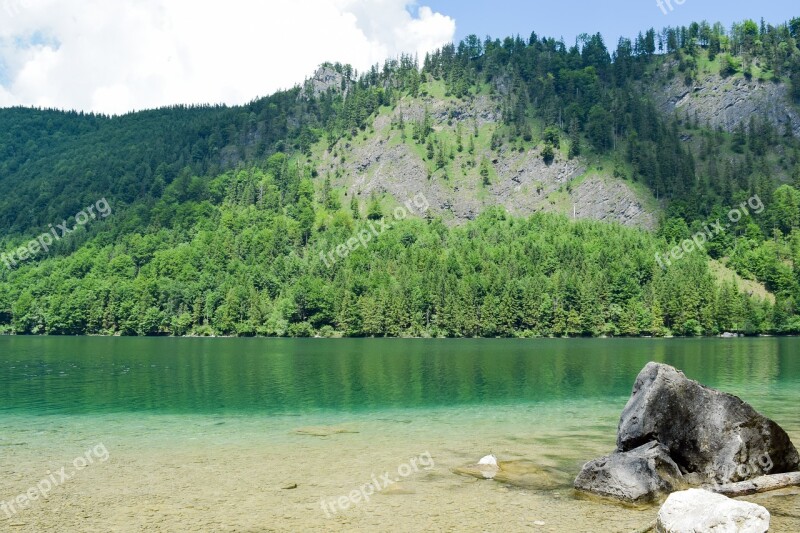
[1, 17, 800, 337]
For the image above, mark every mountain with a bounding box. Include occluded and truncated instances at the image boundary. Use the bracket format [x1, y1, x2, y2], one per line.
[1, 18, 799, 337]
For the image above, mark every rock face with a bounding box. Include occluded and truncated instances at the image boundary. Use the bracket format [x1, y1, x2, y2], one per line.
[304, 65, 351, 99]
[320, 93, 656, 229]
[574, 441, 684, 503]
[656, 67, 800, 136]
[656, 489, 770, 533]
[617, 363, 800, 484]
[570, 175, 656, 229]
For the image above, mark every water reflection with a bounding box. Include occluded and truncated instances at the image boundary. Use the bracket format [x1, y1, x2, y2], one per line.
[0, 338, 797, 415]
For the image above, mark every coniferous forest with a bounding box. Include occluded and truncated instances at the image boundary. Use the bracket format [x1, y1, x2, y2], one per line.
[2, 18, 800, 337]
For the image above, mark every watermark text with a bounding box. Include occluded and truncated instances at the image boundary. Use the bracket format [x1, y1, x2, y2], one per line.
[655, 195, 763, 269]
[1, 443, 109, 520]
[320, 193, 429, 269]
[320, 451, 434, 518]
[1, 198, 112, 270]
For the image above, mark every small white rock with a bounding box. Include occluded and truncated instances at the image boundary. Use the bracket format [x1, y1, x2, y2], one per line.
[656, 489, 769, 533]
[478, 454, 498, 466]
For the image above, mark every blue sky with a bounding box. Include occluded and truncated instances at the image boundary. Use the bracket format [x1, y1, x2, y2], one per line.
[422, 0, 799, 46]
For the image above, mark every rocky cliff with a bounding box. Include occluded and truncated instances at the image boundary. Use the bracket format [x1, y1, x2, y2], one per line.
[312, 57, 800, 230]
[317, 86, 657, 228]
[656, 64, 800, 136]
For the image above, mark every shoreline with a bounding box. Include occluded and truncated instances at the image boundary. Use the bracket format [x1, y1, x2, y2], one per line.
[1, 332, 798, 339]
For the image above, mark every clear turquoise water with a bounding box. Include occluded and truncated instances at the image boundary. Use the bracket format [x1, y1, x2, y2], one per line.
[0, 338, 798, 532]
[2, 337, 799, 415]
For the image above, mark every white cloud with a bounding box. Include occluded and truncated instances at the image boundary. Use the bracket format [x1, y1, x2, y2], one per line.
[0, 0, 455, 115]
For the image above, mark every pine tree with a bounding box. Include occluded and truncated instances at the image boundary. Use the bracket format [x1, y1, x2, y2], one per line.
[490, 130, 502, 150]
[338, 292, 362, 337]
[650, 299, 666, 337]
[436, 142, 446, 169]
[568, 118, 581, 159]
[367, 195, 383, 220]
[322, 174, 340, 210]
[296, 179, 316, 245]
[480, 158, 491, 185]
[398, 112, 407, 142]
[542, 144, 555, 165]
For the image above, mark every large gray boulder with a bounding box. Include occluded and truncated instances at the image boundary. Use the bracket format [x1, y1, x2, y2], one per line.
[656, 489, 770, 533]
[617, 363, 800, 484]
[574, 441, 684, 503]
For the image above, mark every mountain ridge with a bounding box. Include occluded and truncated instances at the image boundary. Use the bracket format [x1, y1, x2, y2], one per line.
[1, 18, 800, 337]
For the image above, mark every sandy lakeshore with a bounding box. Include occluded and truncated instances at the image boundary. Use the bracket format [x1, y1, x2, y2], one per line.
[1, 402, 798, 533]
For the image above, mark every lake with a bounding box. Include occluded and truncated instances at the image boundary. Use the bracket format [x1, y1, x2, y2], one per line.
[1, 338, 798, 531]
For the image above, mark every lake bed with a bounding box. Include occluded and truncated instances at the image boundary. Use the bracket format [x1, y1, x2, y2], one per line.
[1, 338, 798, 532]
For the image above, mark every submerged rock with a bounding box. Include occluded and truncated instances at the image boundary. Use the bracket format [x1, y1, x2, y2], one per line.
[292, 426, 359, 437]
[454, 457, 500, 480]
[617, 363, 800, 483]
[454, 458, 567, 489]
[381, 483, 416, 495]
[478, 454, 498, 466]
[656, 489, 770, 533]
[574, 441, 684, 503]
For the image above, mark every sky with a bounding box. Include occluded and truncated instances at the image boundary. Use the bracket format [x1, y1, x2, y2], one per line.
[0, 0, 797, 115]
[423, 1, 798, 46]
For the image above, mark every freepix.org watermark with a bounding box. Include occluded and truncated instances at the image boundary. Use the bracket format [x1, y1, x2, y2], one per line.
[1, 443, 109, 520]
[703, 453, 774, 491]
[1, 198, 112, 270]
[320, 451, 434, 518]
[657, 0, 688, 15]
[320, 193, 430, 269]
[655, 195, 764, 270]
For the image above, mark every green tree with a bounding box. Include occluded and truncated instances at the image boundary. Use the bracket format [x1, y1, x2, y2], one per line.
[568, 118, 581, 159]
[543, 126, 561, 148]
[480, 158, 491, 185]
[296, 179, 316, 244]
[542, 143, 555, 165]
[770, 185, 800, 234]
[367, 195, 384, 220]
[322, 174, 341, 210]
[587, 105, 613, 152]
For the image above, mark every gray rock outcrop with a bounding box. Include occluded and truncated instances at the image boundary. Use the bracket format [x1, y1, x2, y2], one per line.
[617, 362, 800, 484]
[574, 362, 800, 503]
[574, 441, 684, 503]
[657, 68, 800, 136]
[304, 65, 351, 99]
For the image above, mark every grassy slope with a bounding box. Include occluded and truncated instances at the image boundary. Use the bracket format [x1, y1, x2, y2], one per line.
[709, 259, 776, 304]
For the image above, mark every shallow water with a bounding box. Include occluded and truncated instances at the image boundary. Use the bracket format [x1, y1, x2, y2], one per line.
[1, 338, 798, 532]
